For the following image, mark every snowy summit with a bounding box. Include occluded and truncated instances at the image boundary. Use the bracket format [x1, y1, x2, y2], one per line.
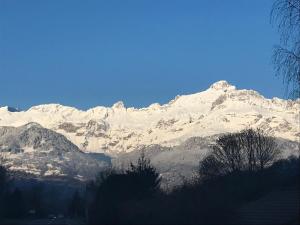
[0, 81, 299, 153]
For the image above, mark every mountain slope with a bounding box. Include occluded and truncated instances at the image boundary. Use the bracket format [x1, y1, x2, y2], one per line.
[0, 81, 299, 154]
[112, 136, 299, 188]
[0, 123, 110, 179]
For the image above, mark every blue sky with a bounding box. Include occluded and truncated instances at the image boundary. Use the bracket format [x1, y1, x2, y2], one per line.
[0, 0, 284, 110]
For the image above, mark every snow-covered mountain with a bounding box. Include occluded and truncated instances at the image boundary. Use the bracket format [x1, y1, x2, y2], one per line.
[0, 81, 299, 154]
[0, 123, 110, 179]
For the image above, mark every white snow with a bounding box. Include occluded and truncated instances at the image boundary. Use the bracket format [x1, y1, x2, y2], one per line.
[0, 80, 299, 153]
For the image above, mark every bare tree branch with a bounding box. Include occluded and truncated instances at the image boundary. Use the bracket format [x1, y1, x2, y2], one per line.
[271, 0, 300, 98]
[199, 129, 281, 179]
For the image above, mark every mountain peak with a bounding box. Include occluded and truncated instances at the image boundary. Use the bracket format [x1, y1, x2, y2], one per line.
[209, 80, 236, 91]
[112, 101, 125, 109]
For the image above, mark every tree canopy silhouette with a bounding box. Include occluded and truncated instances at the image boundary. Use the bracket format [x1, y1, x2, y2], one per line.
[87, 152, 161, 224]
[199, 129, 280, 179]
[126, 151, 161, 198]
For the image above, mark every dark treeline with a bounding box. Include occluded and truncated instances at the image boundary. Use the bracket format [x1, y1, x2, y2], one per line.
[0, 128, 299, 224]
[0, 168, 86, 222]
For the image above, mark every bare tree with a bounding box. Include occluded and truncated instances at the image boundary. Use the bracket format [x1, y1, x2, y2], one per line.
[255, 129, 280, 169]
[271, 0, 300, 98]
[239, 129, 257, 171]
[213, 133, 245, 172]
[199, 133, 245, 178]
[240, 128, 280, 171]
[199, 154, 229, 178]
[199, 129, 280, 178]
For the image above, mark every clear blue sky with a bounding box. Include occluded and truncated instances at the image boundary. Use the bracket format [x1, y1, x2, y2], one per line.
[0, 0, 284, 110]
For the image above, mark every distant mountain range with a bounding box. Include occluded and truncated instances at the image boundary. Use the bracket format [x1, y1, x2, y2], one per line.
[0, 81, 299, 184]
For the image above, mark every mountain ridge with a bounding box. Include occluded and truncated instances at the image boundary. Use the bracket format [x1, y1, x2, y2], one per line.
[1, 81, 298, 113]
[0, 80, 299, 153]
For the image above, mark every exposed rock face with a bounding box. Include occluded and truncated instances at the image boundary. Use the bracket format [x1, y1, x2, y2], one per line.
[0, 81, 299, 154]
[58, 122, 82, 133]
